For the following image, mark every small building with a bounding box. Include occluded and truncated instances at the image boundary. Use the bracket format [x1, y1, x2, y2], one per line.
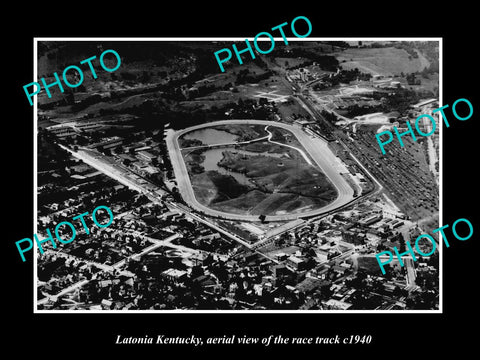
[412, 98, 437, 109]
[134, 146, 152, 152]
[143, 166, 160, 175]
[325, 299, 352, 310]
[101, 299, 113, 309]
[314, 249, 329, 263]
[271, 263, 289, 278]
[161, 268, 187, 283]
[392, 221, 404, 229]
[190, 252, 210, 266]
[360, 215, 382, 226]
[332, 265, 347, 275]
[137, 150, 157, 162]
[287, 255, 306, 271]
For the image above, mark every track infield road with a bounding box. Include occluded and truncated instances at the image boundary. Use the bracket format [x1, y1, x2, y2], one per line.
[166, 120, 355, 222]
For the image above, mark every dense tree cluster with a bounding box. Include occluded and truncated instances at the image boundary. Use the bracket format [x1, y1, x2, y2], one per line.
[234, 68, 273, 85]
[313, 68, 372, 91]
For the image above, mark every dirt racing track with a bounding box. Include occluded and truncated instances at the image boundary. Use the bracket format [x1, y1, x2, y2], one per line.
[166, 120, 356, 222]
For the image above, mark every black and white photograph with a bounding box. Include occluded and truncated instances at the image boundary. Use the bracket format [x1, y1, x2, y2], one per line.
[33, 39, 441, 312]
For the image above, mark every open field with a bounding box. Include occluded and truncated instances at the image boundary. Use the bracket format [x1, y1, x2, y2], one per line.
[335, 47, 430, 76]
[166, 120, 356, 221]
[178, 74, 291, 111]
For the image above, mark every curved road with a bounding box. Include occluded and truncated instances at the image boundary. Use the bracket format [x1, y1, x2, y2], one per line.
[264, 125, 313, 166]
[166, 120, 355, 222]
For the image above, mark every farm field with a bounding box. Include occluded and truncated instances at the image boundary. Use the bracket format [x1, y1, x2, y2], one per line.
[335, 47, 430, 76]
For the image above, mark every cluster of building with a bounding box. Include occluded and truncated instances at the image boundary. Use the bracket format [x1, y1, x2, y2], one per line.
[37, 175, 438, 310]
[286, 67, 321, 84]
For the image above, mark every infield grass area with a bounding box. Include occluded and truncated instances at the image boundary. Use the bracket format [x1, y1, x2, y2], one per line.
[180, 123, 338, 216]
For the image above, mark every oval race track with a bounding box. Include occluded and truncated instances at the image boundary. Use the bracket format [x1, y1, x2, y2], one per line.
[166, 120, 356, 222]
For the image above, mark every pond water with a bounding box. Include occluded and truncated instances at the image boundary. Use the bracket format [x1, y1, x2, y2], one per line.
[202, 148, 252, 186]
[184, 127, 288, 187]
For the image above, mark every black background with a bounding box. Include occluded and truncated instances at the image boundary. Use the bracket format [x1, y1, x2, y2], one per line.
[4, 3, 478, 356]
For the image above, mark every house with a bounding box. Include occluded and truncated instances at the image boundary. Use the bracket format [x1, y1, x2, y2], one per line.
[360, 215, 382, 226]
[314, 249, 329, 263]
[325, 299, 352, 310]
[161, 268, 187, 283]
[137, 150, 157, 162]
[332, 265, 347, 275]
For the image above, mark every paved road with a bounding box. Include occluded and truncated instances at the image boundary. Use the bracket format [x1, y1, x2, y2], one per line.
[264, 125, 312, 165]
[404, 257, 417, 286]
[166, 120, 355, 222]
[125, 230, 228, 259]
